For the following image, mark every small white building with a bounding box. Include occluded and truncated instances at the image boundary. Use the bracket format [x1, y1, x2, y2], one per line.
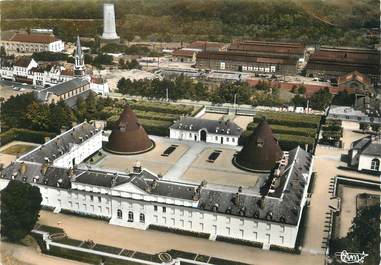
[90, 76, 109, 95]
[169, 117, 242, 146]
[348, 136, 381, 172]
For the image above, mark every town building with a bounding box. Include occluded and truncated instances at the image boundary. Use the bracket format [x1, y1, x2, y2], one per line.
[348, 136, 381, 173]
[0, 57, 74, 86]
[169, 117, 242, 146]
[35, 77, 91, 107]
[228, 40, 305, 59]
[172, 49, 199, 63]
[196, 51, 299, 75]
[0, 36, 87, 87]
[0, 121, 314, 250]
[305, 46, 380, 82]
[234, 119, 283, 172]
[105, 106, 154, 155]
[90, 76, 109, 95]
[0, 33, 64, 53]
[187, 41, 226, 52]
[337, 71, 373, 95]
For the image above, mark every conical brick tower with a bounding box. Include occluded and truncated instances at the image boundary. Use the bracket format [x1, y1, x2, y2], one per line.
[234, 118, 282, 172]
[105, 106, 154, 154]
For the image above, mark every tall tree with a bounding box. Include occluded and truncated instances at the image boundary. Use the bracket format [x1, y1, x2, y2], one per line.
[1, 180, 42, 241]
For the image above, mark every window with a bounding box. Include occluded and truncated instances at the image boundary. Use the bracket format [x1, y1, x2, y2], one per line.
[232, 138, 235, 143]
[128, 211, 134, 222]
[140, 213, 145, 223]
[180, 209, 184, 216]
[98, 196, 101, 203]
[162, 207, 166, 213]
[257, 138, 264, 148]
[220, 62, 225, 70]
[371, 158, 380, 171]
[154, 205, 158, 211]
[180, 220, 184, 227]
[90, 195, 94, 201]
[226, 227, 231, 235]
[280, 236, 284, 244]
[227, 137, 229, 142]
[254, 221, 258, 228]
[270, 66, 276, 72]
[117, 209, 123, 219]
[280, 225, 285, 232]
[242, 66, 247, 71]
[226, 217, 231, 224]
[239, 229, 244, 237]
[215, 136, 218, 141]
[266, 223, 271, 230]
[253, 232, 257, 239]
[240, 219, 244, 226]
[188, 221, 192, 229]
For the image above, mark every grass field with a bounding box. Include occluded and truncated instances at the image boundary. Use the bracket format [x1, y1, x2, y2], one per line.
[0, 144, 36, 155]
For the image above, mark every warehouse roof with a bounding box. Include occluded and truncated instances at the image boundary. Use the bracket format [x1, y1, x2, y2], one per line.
[8, 33, 60, 44]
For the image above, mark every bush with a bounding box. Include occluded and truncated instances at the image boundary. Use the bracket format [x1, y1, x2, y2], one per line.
[148, 224, 210, 239]
[59, 209, 110, 221]
[0, 129, 56, 146]
[215, 236, 263, 248]
[247, 122, 317, 137]
[254, 111, 321, 128]
[269, 244, 300, 254]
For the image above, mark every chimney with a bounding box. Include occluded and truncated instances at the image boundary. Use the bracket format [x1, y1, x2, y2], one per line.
[133, 161, 142, 173]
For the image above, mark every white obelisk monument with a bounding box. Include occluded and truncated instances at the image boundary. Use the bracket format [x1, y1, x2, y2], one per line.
[101, 3, 120, 42]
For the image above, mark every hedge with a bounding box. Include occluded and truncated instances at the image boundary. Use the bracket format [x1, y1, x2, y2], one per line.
[128, 101, 194, 115]
[148, 224, 210, 239]
[0, 129, 56, 147]
[239, 131, 314, 151]
[269, 245, 300, 254]
[215, 236, 263, 248]
[247, 122, 317, 137]
[254, 111, 321, 129]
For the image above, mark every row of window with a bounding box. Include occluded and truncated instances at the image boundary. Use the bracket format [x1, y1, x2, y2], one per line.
[117, 210, 145, 223]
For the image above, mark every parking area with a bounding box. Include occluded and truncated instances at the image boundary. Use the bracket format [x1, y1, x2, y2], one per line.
[0, 80, 34, 100]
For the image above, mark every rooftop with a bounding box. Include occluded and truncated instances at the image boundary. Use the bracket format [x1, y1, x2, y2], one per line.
[19, 122, 99, 164]
[352, 136, 381, 157]
[197, 50, 298, 65]
[8, 33, 60, 44]
[170, 117, 242, 136]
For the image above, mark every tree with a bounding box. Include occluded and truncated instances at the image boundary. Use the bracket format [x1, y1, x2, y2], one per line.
[25, 102, 51, 131]
[309, 88, 333, 110]
[1, 180, 42, 241]
[330, 204, 380, 265]
[1, 93, 35, 130]
[297, 85, 306, 94]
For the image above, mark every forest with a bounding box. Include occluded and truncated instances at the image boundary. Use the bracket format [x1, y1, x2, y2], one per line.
[0, 0, 378, 47]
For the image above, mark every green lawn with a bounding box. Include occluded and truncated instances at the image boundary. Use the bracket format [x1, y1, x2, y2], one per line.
[1, 144, 36, 155]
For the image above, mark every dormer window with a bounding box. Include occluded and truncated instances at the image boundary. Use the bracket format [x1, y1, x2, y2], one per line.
[257, 138, 264, 148]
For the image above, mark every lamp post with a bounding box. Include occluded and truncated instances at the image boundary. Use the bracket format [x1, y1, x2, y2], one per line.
[166, 87, 169, 102]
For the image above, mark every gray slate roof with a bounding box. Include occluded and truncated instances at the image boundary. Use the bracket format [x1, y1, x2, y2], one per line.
[197, 147, 312, 225]
[170, 117, 242, 136]
[352, 136, 381, 156]
[20, 123, 98, 164]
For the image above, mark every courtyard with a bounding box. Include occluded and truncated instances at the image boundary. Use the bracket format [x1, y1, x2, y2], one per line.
[95, 136, 261, 189]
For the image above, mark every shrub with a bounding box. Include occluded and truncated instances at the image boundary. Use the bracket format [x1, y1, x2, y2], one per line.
[215, 236, 263, 248]
[269, 244, 300, 254]
[0, 129, 56, 146]
[148, 224, 210, 239]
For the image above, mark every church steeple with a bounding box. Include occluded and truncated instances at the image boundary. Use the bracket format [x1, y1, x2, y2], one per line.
[74, 35, 85, 77]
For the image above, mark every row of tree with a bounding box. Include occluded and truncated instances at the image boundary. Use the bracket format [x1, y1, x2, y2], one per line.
[117, 76, 333, 110]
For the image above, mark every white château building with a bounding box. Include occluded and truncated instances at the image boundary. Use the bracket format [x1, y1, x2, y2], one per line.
[0, 122, 314, 250]
[170, 117, 242, 146]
